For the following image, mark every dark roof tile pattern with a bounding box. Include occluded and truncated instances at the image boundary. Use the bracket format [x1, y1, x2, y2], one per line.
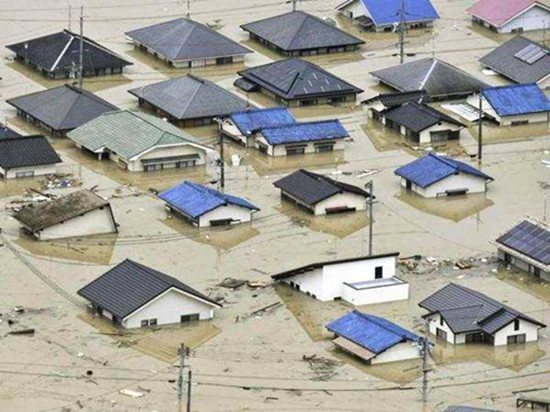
[0, 135, 61, 170]
[382, 102, 464, 133]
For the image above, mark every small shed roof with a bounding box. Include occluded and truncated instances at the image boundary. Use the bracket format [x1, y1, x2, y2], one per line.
[229, 107, 296, 136]
[341, 0, 439, 26]
[382, 103, 464, 133]
[0, 124, 21, 139]
[326, 310, 421, 354]
[0, 135, 61, 170]
[482, 83, 550, 116]
[14, 190, 109, 232]
[241, 11, 364, 52]
[362, 90, 429, 107]
[495, 218, 550, 266]
[78, 259, 221, 320]
[468, 0, 547, 27]
[259, 119, 349, 145]
[159, 181, 259, 219]
[394, 153, 493, 188]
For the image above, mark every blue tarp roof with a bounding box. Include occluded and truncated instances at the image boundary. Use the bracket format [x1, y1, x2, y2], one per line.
[482, 83, 550, 117]
[229, 107, 296, 136]
[159, 181, 259, 219]
[361, 0, 439, 26]
[259, 119, 349, 145]
[326, 310, 421, 354]
[394, 153, 493, 188]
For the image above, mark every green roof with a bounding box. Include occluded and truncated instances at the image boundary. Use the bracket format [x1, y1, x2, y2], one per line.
[67, 110, 208, 159]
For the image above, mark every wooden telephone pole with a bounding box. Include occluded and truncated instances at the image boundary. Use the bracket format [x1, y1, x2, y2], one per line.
[397, 0, 406, 64]
[365, 180, 374, 256]
[78, 6, 84, 89]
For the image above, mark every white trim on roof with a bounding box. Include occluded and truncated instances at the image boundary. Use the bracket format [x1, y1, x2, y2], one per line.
[50, 37, 74, 72]
[129, 141, 212, 161]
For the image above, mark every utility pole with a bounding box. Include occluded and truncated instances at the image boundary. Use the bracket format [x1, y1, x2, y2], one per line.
[186, 370, 192, 412]
[365, 180, 373, 256]
[292, 0, 297, 12]
[478, 92, 483, 162]
[398, 0, 406, 64]
[177, 343, 186, 412]
[78, 6, 84, 89]
[186, 0, 191, 18]
[421, 320, 430, 404]
[68, 5, 72, 31]
[217, 119, 225, 191]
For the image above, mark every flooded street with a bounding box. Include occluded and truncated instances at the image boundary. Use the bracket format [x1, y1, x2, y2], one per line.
[0, 0, 549, 411]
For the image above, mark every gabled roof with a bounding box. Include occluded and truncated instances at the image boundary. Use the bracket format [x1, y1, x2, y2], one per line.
[371, 58, 488, 98]
[495, 218, 550, 267]
[382, 102, 464, 133]
[229, 107, 296, 136]
[482, 83, 550, 117]
[240, 11, 364, 52]
[128, 75, 250, 121]
[67, 110, 209, 160]
[479, 36, 550, 84]
[273, 169, 370, 206]
[239, 58, 363, 100]
[419, 283, 545, 334]
[341, 0, 439, 26]
[326, 310, 421, 354]
[14, 190, 109, 232]
[7, 30, 132, 74]
[258, 119, 349, 145]
[271, 252, 399, 280]
[0, 135, 61, 170]
[394, 153, 493, 188]
[78, 259, 221, 320]
[468, 0, 549, 27]
[159, 181, 259, 219]
[7, 85, 119, 132]
[362, 90, 429, 107]
[0, 124, 21, 139]
[125, 18, 251, 61]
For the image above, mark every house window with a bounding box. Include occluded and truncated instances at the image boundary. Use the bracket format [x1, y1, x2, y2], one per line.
[15, 171, 35, 178]
[150, 318, 158, 326]
[181, 314, 200, 323]
[141, 320, 149, 327]
[315, 143, 334, 153]
[286, 146, 306, 156]
[507, 334, 526, 345]
[511, 120, 529, 126]
[436, 328, 447, 342]
[375, 266, 383, 279]
[440, 316, 444, 326]
[514, 319, 520, 331]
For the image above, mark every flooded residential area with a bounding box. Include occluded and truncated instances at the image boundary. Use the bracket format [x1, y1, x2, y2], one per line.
[0, 0, 549, 411]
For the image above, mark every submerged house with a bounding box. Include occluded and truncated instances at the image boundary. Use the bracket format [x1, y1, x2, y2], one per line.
[78, 259, 221, 328]
[159, 181, 259, 227]
[7, 30, 132, 79]
[362, 90, 429, 118]
[236, 58, 363, 106]
[395, 153, 494, 198]
[273, 169, 370, 215]
[468, 0, 550, 33]
[13, 190, 117, 240]
[493, 217, 550, 282]
[125, 18, 252, 67]
[271, 253, 409, 304]
[326, 310, 421, 364]
[337, 0, 439, 31]
[241, 11, 364, 56]
[419, 283, 546, 345]
[0, 135, 61, 179]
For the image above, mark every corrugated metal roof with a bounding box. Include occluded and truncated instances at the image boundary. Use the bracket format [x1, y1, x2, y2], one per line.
[229, 107, 296, 135]
[0, 135, 61, 170]
[259, 119, 348, 145]
[394, 153, 493, 188]
[158, 181, 259, 219]
[468, 0, 543, 27]
[359, 0, 439, 26]
[382, 102, 464, 133]
[496, 219, 550, 265]
[78, 259, 221, 319]
[333, 336, 376, 361]
[326, 310, 421, 354]
[482, 83, 550, 116]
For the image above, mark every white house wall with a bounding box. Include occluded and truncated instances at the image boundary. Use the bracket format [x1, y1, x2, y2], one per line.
[198, 204, 254, 227]
[338, 0, 369, 20]
[341, 281, 409, 305]
[500, 5, 550, 33]
[467, 95, 549, 125]
[370, 341, 421, 364]
[418, 122, 462, 144]
[497, 249, 550, 281]
[221, 120, 248, 146]
[123, 288, 215, 328]
[283, 268, 325, 299]
[125, 144, 207, 172]
[314, 192, 367, 215]
[427, 313, 458, 344]
[401, 173, 488, 198]
[36, 207, 116, 240]
[493, 319, 540, 345]
[0, 163, 57, 179]
[255, 135, 345, 157]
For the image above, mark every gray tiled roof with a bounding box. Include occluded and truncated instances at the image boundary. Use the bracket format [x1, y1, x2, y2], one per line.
[419, 283, 545, 335]
[14, 190, 109, 232]
[0, 124, 21, 139]
[382, 102, 464, 133]
[241, 11, 364, 52]
[273, 169, 369, 206]
[0, 135, 61, 170]
[479, 36, 550, 84]
[7, 85, 118, 132]
[128, 75, 251, 120]
[7, 30, 132, 75]
[78, 259, 221, 319]
[362, 90, 429, 107]
[371, 58, 488, 98]
[125, 18, 251, 61]
[239, 58, 363, 100]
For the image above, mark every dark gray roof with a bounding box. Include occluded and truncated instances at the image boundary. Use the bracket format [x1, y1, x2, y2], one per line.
[362, 90, 429, 107]
[0, 124, 21, 139]
[273, 169, 370, 206]
[128, 75, 251, 120]
[419, 283, 545, 334]
[371, 58, 488, 98]
[14, 190, 110, 232]
[7, 85, 118, 132]
[78, 259, 221, 319]
[0, 135, 61, 170]
[239, 58, 363, 100]
[125, 18, 251, 61]
[480, 36, 550, 84]
[241, 11, 364, 52]
[7, 30, 131, 75]
[382, 102, 465, 133]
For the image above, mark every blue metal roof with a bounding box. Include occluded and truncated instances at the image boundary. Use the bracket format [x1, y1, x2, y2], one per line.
[326, 310, 420, 354]
[482, 83, 550, 117]
[394, 153, 493, 188]
[229, 107, 296, 136]
[361, 0, 439, 26]
[259, 119, 349, 145]
[159, 181, 259, 219]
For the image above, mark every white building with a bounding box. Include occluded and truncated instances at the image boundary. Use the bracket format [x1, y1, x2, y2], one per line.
[395, 153, 494, 198]
[0, 135, 61, 179]
[469, 0, 550, 33]
[271, 252, 409, 305]
[419, 283, 546, 346]
[78, 259, 222, 329]
[13, 190, 117, 240]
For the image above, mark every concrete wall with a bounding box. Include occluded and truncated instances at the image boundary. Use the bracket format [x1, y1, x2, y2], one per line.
[500, 5, 550, 33]
[0, 163, 57, 179]
[36, 206, 117, 240]
[123, 288, 215, 329]
[371, 341, 421, 364]
[401, 173, 488, 198]
[493, 318, 540, 345]
[314, 192, 367, 215]
[198, 204, 255, 227]
[341, 281, 409, 305]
